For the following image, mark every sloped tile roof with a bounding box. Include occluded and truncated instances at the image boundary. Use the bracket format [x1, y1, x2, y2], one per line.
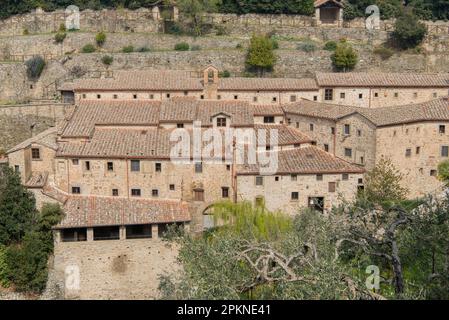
[218, 77, 318, 91]
[237, 146, 364, 175]
[316, 72, 449, 88]
[61, 100, 161, 137]
[7, 127, 58, 154]
[56, 196, 190, 229]
[283, 98, 449, 127]
[254, 124, 313, 146]
[25, 171, 48, 188]
[252, 104, 285, 116]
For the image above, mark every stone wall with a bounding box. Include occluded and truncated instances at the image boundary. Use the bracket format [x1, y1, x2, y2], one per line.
[0, 8, 161, 36]
[51, 238, 180, 299]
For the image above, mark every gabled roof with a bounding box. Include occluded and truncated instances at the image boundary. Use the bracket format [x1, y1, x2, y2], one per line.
[237, 146, 364, 175]
[254, 124, 313, 146]
[282, 97, 449, 127]
[7, 127, 58, 154]
[316, 72, 449, 88]
[314, 0, 344, 8]
[218, 77, 319, 91]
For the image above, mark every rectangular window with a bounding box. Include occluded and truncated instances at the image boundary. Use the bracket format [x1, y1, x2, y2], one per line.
[166, 93, 171, 98]
[359, 93, 363, 99]
[149, 94, 154, 99]
[331, 127, 335, 135]
[97, 94, 101, 99]
[433, 92, 438, 98]
[169, 184, 175, 191]
[357, 129, 362, 137]
[107, 162, 114, 171]
[344, 124, 350, 135]
[394, 92, 399, 98]
[133, 94, 137, 99]
[272, 97, 277, 102]
[131, 189, 141, 197]
[309, 124, 314, 131]
[195, 162, 203, 173]
[113, 94, 118, 99]
[72, 159, 79, 165]
[112, 189, 119, 196]
[217, 117, 227, 127]
[14, 165, 20, 173]
[328, 182, 336, 193]
[340, 92, 345, 99]
[416, 147, 420, 154]
[324, 144, 329, 152]
[217, 95, 221, 100]
[291, 192, 299, 200]
[342, 173, 349, 181]
[130, 160, 140, 172]
[344, 148, 352, 157]
[324, 89, 333, 101]
[85, 161, 90, 171]
[442, 146, 449, 157]
[316, 174, 323, 181]
[234, 95, 238, 100]
[263, 116, 275, 124]
[291, 174, 297, 181]
[290, 95, 296, 102]
[439, 125, 446, 134]
[405, 148, 412, 157]
[72, 187, 81, 194]
[200, 95, 204, 100]
[82, 94, 86, 99]
[430, 170, 437, 176]
[222, 187, 229, 198]
[152, 189, 159, 197]
[226, 165, 231, 171]
[313, 96, 318, 101]
[374, 92, 379, 97]
[255, 197, 264, 207]
[184, 91, 188, 96]
[253, 96, 258, 102]
[255, 176, 264, 186]
[31, 148, 40, 160]
[177, 123, 184, 128]
[155, 163, 162, 172]
[413, 92, 418, 98]
[194, 190, 204, 201]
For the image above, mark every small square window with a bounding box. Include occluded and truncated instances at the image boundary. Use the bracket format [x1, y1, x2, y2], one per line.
[72, 187, 81, 194]
[194, 190, 204, 202]
[324, 89, 333, 101]
[272, 97, 277, 102]
[149, 94, 154, 99]
[112, 189, 119, 196]
[439, 125, 446, 134]
[113, 94, 118, 99]
[169, 184, 175, 191]
[133, 94, 137, 99]
[31, 148, 40, 160]
[177, 123, 184, 128]
[359, 93, 363, 99]
[226, 165, 231, 171]
[316, 174, 323, 181]
[309, 124, 314, 131]
[253, 96, 258, 102]
[97, 94, 101, 99]
[313, 96, 318, 101]
[152, 189, 159, 197]
[416, 147, 420, 154]
[358, 178, 363, 184]
[344, 124, 350, 135]
[405, 148, 412, 157]
[328, 182, 336, 193]
[130, 160, 140, 172]
[255, 176, 264, 186]
[275, 176, 279, 181]
[290, 95, 296, 102]
[217, 117, 227, 127]
[222, 187, 229, 198]
[394, 92, 399, 98]
[357, 129, 362, 137]
[195, 162, 203, 173]
[200, 95, 204, 100]
[331, 127, 335, 135]
[291, 192, 299, 200]
[14, 165, 20, 173]
[430, 170, 437, 176]
[131, 189, 141, 197]
[217, 95, 221, 100]
[263, 116, 275, 124]
[344, 148, 352, 157]
[340, 92, 345, 99]
[234, 95, 238, 100]
[166, 93, 171, 98]
[324, 144, 329, 152]
[413, 92, 418, 98]
[107, 162, 114, 171]
[374, 92, 379, 97]
[342, 173, 349, 181]
[82, 94, 86, 99]
[155, 163, 162, 172]
[184, 91, 188, 96]
[442, 146, 449, 157]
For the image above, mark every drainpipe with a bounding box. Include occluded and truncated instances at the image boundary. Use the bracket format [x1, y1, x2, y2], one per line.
[232, 137, 237, 203]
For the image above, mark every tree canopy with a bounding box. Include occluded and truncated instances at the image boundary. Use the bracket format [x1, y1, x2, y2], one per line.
[245, 34, 277, 76]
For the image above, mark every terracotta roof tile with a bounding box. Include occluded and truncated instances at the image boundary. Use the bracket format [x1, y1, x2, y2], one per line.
[254, 124, 313, 146]
[316, 72, 449, 88]
[218, 77, 318, 91]
[237, 146, 364, 175]
[56, 196, 190, 229]
[7, 127, 58, 154]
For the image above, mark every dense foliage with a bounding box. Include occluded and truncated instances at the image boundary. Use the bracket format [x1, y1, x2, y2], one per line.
[245, 34, 277, 76]
[25, 55, 46, 80]
[0, 167, 63, 293]
[331, 40, 358, 72]
[219, 0, 314, 15]
[392, 11, 427, 49]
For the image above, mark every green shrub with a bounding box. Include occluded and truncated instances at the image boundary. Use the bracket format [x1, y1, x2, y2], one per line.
[101, 55, 113, 65]
[167, 22, 183, 35]
[54, 32, 67, 44]
[122, 45, 135, 53]
[81, 44, 96, 53]
[323, 41, 337, 51]
[297, 42, 317, 52]
[246, 34, 277, 76]
[95, 31, 106, 47]
[0, 244, 10, 287]
[58, 23, 67, 32]
[174, 42, 190, 51]
[136, 46, 151, 52]
[392, 11, 427, 49]
[373, 46, 395, 60]
[25, 56, 46, 80]
[270, 37, 279, 49]
[23, 28, 29, 35]
[191, 45, 201, 51]
[331, 41, 358, 72]
[236, 43, 243, 49]
[219, 70, 231, 78]
[215, 25, 228, 36]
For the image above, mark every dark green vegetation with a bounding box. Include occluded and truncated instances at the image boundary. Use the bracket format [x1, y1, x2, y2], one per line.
[25, 55, 46, 80]
[245, 34, 277, 76]
[331, 40, 358, 72]
[160, 160, 449, 299]
[0, 166, 63, 293]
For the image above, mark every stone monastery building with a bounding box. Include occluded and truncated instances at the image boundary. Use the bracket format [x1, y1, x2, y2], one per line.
[6, 67, 449, 242]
